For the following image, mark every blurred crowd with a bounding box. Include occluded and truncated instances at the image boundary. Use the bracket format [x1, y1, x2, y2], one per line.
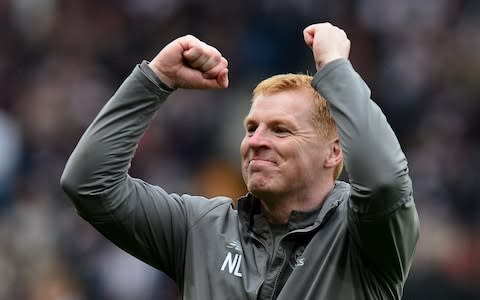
[0, 0, 479, 299]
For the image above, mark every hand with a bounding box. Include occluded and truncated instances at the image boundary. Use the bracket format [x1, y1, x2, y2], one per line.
[303, 23, 351, 70]
[148, 35, 229, 89]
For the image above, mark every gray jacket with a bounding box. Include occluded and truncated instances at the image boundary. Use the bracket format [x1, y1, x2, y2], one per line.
[61, 59, 419, 299]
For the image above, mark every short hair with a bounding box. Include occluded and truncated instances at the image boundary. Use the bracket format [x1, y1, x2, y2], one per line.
[252, 73, 343, 179]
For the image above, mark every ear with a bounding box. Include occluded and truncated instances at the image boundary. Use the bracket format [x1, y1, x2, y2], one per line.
[324, 138, 343, 168]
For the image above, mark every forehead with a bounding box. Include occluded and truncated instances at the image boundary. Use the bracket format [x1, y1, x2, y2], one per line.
[245, 89, 314, 124]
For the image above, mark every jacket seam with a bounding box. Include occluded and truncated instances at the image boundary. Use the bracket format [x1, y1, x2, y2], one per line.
[135, 63, 172, 98]
[350, 194, 413, 221]
[188, 200, 233, 231]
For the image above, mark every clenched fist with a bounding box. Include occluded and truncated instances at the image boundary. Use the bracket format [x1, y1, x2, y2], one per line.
[148, 35, 229, 90]
[303, 23, 351, 70]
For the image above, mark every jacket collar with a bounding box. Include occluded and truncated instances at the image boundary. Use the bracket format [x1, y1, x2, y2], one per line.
[237, 181, 349, 235]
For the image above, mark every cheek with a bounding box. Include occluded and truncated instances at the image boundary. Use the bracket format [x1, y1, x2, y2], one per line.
[305, 149, 326, 173]
[294, 145, 324, 171]
[240, 137, 248, 158]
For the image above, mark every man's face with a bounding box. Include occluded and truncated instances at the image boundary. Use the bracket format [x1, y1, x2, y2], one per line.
[240, 89, 331, 199]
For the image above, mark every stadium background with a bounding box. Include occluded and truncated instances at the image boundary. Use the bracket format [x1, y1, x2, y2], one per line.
[0, 0, 479, 299]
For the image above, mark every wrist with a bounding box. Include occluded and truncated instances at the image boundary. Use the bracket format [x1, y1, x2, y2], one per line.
[142, 61, 176, 92]
[147, 62, 176, 90]
[316, 54, 344, 71]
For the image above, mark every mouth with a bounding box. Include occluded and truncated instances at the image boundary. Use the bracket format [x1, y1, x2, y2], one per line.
[248, 158, 276, 168]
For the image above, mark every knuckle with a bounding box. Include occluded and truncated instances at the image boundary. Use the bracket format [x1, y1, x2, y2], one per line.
[221, 57, 228, 67]
[184, 34, 197, 40]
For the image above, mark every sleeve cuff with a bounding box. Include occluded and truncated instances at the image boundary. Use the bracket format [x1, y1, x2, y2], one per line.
[311, 58, 351, 88]
[139, 60, 176, 93]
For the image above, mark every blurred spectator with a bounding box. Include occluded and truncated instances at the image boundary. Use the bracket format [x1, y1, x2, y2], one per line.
[0, 111, 21, 209]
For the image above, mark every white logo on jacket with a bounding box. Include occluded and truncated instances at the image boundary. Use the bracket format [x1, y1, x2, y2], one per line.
[289, 246, 305, 268]
[220, 240, 243, 277]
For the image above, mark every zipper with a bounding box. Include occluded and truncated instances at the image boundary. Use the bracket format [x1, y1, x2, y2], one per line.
[253, 230, 290, 299]
[252, 200, 340, 299]
[250, 232, 269, 298]
[252, 228, 313, 299]
[267, 224, 326, 300]
[269, 243, 288, 300]
[258, 231, 289, 300]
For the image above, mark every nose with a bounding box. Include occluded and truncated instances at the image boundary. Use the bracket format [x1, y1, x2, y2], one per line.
[247, 125, 270, 149]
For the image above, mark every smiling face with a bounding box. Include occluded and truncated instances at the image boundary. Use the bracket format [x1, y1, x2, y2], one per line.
[240, 88, 336, 201]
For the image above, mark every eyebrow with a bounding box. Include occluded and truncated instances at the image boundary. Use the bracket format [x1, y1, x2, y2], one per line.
[243, 116, 296, 129]
[243, 116, 254, 128]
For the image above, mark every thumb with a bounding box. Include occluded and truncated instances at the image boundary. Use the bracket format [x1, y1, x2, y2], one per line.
[303, 25, 315, 48]
[216, 68, 229, 88]
[193, 68, 229, 89]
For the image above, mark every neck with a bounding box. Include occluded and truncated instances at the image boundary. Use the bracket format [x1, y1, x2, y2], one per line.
[258, 181, 335, 224]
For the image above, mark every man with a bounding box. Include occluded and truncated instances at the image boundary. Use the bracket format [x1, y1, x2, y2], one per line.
[61, 23, 419, 299]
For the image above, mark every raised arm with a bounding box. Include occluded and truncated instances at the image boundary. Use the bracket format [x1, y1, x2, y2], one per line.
[60, 35, 229, 279]
[304, 23, 419, 286]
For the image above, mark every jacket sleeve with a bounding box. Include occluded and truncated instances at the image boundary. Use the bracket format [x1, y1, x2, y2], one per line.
[60, 61, 192, 282]
[312, 59, 419, 285]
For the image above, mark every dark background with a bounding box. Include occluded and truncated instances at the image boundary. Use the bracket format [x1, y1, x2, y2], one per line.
[0, 0, 479, 299]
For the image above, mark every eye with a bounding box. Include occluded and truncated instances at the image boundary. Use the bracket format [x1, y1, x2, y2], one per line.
[245, 123, 257, 136]
[272, 126, 291, 137]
